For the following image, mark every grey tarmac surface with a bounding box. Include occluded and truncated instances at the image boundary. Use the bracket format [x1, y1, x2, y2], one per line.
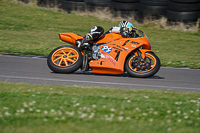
[0, 54, 200, 92]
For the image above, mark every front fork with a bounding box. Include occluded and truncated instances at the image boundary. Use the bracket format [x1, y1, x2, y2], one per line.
[135, 49, 154, 61]
[136, 50, 145, 62]
[132, 49, 154, 70]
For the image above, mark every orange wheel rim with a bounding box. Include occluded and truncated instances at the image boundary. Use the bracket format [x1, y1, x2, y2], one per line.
[128, 53, 157, 73]
[51, 48, 79, 67]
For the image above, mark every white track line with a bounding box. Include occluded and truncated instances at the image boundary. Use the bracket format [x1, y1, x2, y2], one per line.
[0, 75, 199, 91]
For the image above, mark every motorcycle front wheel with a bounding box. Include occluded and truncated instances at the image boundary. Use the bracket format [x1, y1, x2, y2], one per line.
[125, 52, 160, 78]
[47, 45, 83, 73]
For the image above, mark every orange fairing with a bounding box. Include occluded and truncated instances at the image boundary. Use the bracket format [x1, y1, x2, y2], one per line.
[89, 33, 151, 75]
[59, 33, 83, 46]
[96, 33, 125, 44]
[97, 32, 151, 50]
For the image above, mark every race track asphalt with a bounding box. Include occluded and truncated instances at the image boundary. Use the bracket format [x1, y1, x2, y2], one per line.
[0, 54, 200, 92]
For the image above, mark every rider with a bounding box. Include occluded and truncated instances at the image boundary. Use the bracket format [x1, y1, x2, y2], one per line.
[106, 20, 134, 38]
[81, 20, 134, 49]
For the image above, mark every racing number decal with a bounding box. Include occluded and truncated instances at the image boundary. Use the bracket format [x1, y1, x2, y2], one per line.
[114, 50, 120, 61]
[101, 46, 112, 53]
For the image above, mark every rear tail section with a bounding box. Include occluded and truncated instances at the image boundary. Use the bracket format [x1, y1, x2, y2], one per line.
[59, 33, 83, 47]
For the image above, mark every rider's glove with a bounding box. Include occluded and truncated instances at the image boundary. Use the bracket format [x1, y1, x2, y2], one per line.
[121, 27, 132, 34]
[123, 27, 132, 33]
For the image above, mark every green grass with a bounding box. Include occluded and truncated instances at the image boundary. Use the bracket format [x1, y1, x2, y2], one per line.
[0, 82, 200, 133]
[0, 0, 200, 67]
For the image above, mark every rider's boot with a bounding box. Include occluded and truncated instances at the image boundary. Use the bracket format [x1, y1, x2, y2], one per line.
[80, 33, 92, 50]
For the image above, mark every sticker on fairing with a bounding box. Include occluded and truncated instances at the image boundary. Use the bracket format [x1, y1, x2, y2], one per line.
[101, 46, 112, 53]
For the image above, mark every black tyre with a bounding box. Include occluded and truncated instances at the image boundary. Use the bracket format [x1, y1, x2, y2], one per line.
[38, 0, 58, 7]
[85, 0, 110, 6]
[60, 1, 85, 12]
[168, 1, 200, 12]
[169, 0, 200, 3]
[113, 0, 139, 2]
[125, 52, 160, 78]
[140, 0, 168, 6]
[167, 10, 199, 21]
[111, 0, 139, 11]
[70, 0, 84, 1]
[47, 45, 83, 73]
[86, 5, 108, 11]
[139, 4, 167, 15]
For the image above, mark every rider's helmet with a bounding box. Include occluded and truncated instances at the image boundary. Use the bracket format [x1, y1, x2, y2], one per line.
[118, 20, 134, 37]
[89, 26, 104, 41]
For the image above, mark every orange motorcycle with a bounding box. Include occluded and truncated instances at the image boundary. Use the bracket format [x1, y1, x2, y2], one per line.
[47, 28, 160, 78]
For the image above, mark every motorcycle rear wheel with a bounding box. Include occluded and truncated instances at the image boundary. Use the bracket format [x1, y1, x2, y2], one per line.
[47, 45, 83, 73]
[125, 52, 160, 78]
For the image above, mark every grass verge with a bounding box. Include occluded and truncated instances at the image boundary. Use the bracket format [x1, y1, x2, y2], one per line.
[0, 0, 200, 67]
[0, 82, 200, 133]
